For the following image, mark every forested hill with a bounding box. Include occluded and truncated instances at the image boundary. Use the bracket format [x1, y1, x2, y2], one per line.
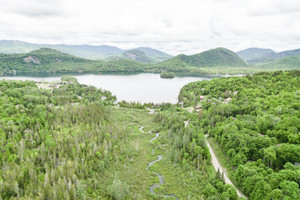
[157, 47, 247, 69]
[236, 48, 276, 64]
[0, 48, 89, 71]
[237, 47, 300, 64]
[258, 54, 300, 70]
[0, 48, 148, 73]
[179, 70, 300, 199]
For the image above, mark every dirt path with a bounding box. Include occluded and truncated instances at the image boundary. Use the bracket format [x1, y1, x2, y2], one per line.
[205, 135, 246, 199]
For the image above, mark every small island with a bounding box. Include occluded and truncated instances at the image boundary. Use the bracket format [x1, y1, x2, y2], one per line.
[160, 72, 175, 79]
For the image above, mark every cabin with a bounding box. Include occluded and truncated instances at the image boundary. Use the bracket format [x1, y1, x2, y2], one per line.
[225, 98, 232, 103]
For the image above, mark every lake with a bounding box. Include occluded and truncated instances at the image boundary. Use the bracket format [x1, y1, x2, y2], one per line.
[0, 73, 215, 103]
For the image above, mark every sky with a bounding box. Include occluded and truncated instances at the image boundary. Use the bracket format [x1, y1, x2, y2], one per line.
[0, 0, 299, 55]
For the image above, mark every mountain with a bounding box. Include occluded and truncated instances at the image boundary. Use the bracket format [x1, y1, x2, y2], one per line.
[237, 48, 276, 64]
[0, 40, 172, 62]
[237, 47, 300, 64]
[259, 54, 300, 70]
[47, 44, 123, 59]
[0, 40, 123, 59]
[106, 48, 173, 63]
[135, 47, 172, 61]
[274, 49, 300, 59]
[0, 48, 89, 72]
[122, 49, 155, 63]
[0, 40, 40, 54]
[0, 48, 148, 73]
[158, 47, 247, 71]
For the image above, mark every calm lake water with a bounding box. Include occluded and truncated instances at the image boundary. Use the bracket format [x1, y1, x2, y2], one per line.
[0, 73, 215, 103]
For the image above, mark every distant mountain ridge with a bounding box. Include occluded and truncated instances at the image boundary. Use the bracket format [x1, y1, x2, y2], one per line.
[0, 45, 298, 75]
[0, 40, 173, 62]
[237, 47, 300, 64]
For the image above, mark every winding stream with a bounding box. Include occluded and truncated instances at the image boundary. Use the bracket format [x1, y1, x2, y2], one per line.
[140, 126, 178, 200]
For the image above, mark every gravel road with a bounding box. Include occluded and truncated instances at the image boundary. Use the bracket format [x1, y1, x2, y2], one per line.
[205, 135, 246, 199]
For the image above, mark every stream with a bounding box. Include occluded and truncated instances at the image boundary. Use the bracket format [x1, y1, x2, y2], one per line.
[140, 126, 178, 200]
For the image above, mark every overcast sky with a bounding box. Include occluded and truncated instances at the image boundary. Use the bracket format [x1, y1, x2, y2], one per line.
[0, 0, 299, 55]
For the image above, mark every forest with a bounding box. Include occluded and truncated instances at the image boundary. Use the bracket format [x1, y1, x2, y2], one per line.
[0, 71, 299, 199]
[0, 76, 243, 199]
[179, 70, 300, 200]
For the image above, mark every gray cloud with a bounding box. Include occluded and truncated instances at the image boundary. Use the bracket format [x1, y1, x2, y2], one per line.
[0, 0, 299, 55]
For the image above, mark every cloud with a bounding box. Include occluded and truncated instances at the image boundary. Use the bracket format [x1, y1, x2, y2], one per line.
[0, 0, 299, 55]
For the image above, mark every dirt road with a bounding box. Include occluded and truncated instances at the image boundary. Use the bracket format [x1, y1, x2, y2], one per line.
[205, 135, 246, 199]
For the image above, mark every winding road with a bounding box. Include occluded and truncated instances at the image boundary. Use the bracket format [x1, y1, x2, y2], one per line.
[205, 135, 246, 199]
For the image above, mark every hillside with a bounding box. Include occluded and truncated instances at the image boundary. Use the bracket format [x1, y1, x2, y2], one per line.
[122, 49, 155, 63]
[259, 54, 300, 70]
[0, 48, 88, 71]
[135, 47, 173, 61]
[0, 48, 147, 73]
[181, 48, 248, 67]
[236, 48, 276, 64]
[106, 48, 172, 63]
[0, 40, 40, 54]
[275, 48, 300, 59]
[157, 47, 247, 71]
[237, 47, 300, 64]
[49, 44, 124, 59]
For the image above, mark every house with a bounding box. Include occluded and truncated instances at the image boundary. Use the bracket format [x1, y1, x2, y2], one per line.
[225, 98, 232, 103]
[295, 162, 300, 167]
[200, 96, 205, 100]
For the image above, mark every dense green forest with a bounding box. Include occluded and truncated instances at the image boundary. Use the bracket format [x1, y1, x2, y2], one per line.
[0, 76, 244, 199]
[1, 71, 299, 199]
[179, 70, 300, 199]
